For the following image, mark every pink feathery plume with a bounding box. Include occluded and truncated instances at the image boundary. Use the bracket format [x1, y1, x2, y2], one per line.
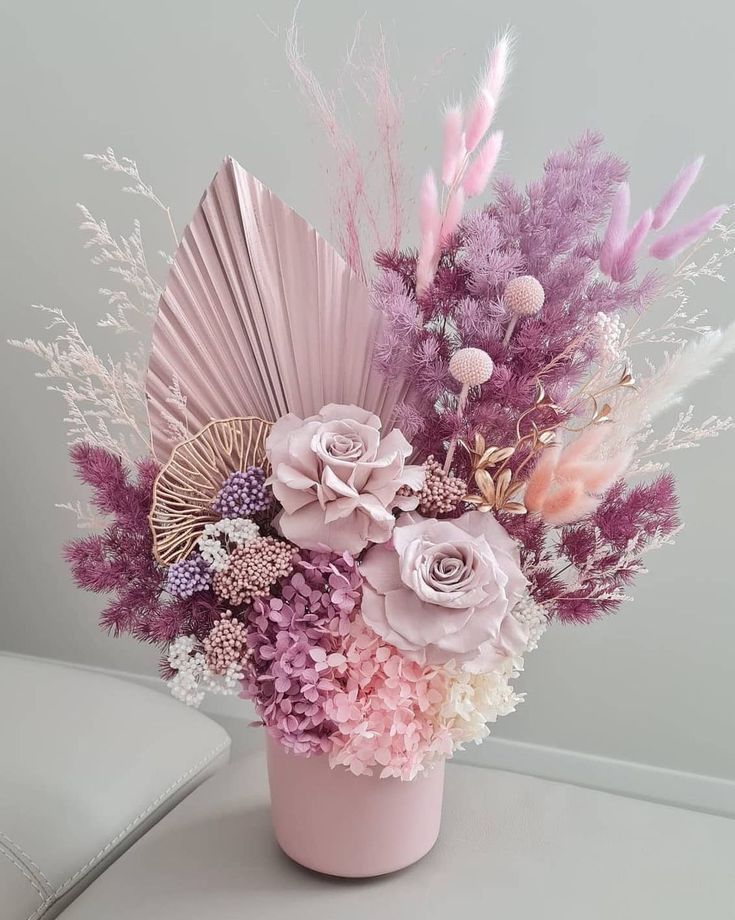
[415, 243, 436, 296]
[574, 450, 633, 494]
[524, 429, 633, 526]
[371, 33, 404, 252]
[612, 207, 654, 282]
[463, 131, 503, 198]
[464, 33, 510, 153]
[540, 483, 600, 527]
[464, 90, 496, 154]
[418, 169, 441, 240]
[440, 188, 465, 243]
[416, 170, 441, 294]
[652, 155, 704, 230]
[554, 426, 606, 466]
[649, 204, 727, 260]
[485, 32, 511, 101]
[599, 182, 630, 276]
[524, 445, 560, 513]
[441, 106, 465, 186]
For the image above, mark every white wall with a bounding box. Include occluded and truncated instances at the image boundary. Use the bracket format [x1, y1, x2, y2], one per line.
[2, 0, 734, 785]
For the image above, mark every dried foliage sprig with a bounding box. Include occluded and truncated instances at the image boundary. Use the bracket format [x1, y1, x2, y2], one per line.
[84, 147, 178, 245]
[8, 306, 151, 464]
[286, 16, 405, 278]
[9, 151, 180, 465]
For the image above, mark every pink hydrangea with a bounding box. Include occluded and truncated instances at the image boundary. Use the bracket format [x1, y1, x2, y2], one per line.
[325, 617, 454, 780]
[240, 551, 362, 755]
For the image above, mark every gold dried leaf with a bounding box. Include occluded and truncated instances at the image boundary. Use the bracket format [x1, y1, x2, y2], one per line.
[500, 501, 527, 515]
[494, 468, 513, 503]
[150, 416, 272, 565]
[478, 447, 501, 466]
[481, 446, 515, 467]
[474, 468, 496, 505]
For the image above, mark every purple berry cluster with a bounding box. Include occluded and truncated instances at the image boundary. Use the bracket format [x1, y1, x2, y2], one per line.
[165, 554, 212, 599]
[212, 467, 269, 518]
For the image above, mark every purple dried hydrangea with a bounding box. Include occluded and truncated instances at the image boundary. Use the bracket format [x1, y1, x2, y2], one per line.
[241, 551, 362, 756]
[165, 554, 212, 599]
[212, 468, 269, 518]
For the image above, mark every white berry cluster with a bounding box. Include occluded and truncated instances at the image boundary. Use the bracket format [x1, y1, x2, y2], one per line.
[512, 595, 548, 652]
[167, 635, 206, 707]
[197, 517, 260, 571]
[592, 311, 625, 368]
[166, 634, 245, 707]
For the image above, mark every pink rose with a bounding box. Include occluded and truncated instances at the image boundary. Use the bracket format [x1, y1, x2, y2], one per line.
[266, 404, 423, 555]
[360, 512, 529, 669]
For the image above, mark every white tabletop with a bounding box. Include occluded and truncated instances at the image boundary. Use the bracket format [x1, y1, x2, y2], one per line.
[62, 749, 735, 919]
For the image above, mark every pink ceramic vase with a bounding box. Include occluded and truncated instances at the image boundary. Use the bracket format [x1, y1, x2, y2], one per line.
[265, 735, 445, 877]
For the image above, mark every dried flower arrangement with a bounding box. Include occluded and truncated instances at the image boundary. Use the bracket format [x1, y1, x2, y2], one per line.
[10, 28, 735, 783]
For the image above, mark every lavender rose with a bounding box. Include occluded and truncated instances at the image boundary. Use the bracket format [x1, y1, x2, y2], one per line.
[360, 512, 529, 670]
[266, 404, 423, 554]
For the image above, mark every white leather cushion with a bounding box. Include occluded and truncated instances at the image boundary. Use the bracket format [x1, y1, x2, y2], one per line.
[0, 653, 230, 920]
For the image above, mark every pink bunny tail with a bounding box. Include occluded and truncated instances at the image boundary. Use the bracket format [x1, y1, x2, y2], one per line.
[418, 169, 441, 240]
[484, 32, 511, 102]
[580, 450, 633, 494]
[557, 426, 607, 467]
[541, 483, 601, 526]
[464, 90, 496, 154]
[440, 188, 465, 243]
[463, 131, 503, 198]
[523, 445, 560, 512]
[416, 232, 437, 296]
[649, 205, 727, 260]
[441, 106, 465, 186]
[652, 155, 704, 231]
[612, 208, 654, 282]
[599, 183, 631, 276]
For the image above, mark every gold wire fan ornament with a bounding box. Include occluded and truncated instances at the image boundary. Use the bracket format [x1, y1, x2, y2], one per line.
[149, 416, 272, 565]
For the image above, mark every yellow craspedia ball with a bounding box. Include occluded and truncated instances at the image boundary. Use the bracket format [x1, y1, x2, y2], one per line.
[448, 347, 494, 387]
[504, 275, 545, 316]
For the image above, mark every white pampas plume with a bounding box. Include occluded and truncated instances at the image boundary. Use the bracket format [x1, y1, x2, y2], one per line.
[607, 322, 735, 453]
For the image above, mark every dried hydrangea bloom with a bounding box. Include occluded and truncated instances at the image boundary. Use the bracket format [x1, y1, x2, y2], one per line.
[241, 551, 362, 756]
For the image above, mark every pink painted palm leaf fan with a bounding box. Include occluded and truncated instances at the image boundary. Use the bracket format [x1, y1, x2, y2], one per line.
[146, 157, 407, 459]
